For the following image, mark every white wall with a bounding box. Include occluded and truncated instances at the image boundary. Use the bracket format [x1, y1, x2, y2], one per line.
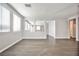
[0, 4, 23, 53]
[0, 32, 22, 53]
[67, 4, 79, 41]
[23, 32, 46, 39]
[55, 18, 69, 39]
[47, 21, 55, 38]
[77, 17, 79, 41]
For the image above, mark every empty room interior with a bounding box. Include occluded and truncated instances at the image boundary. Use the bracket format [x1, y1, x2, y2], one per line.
[0, 3, 79, 56]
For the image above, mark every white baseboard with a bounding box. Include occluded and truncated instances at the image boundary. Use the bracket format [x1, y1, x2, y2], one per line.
[47, 34, 55, 39]
[55, 37, 69, 39]
[76, 39, 79, 41]
[0, 39, 22, 53]
[22, 37, 46, 39]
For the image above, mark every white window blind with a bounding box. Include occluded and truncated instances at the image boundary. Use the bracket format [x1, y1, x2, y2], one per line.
[13, 14, 21, 32]
[0, 4, 10, 32]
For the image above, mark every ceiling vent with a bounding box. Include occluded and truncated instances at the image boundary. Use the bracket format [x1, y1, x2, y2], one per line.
[25, 4, 31, 7]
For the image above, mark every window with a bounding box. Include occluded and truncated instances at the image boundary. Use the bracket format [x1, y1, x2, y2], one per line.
[0, 5, 2, 32]
[25, 21, 28, 30]
[36, 26, 41, 30]
[13, 14, 21, 32]
[25, 21, 32, 32]
[25, 20, 45, 32]
[35, 25, 43, 32]
[0, 5, 10, 32]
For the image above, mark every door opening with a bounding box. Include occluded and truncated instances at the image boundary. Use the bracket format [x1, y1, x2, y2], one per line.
[69, 19, 76, 41]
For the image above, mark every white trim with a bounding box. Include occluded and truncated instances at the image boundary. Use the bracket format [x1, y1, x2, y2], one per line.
[76, 16, 79, 41]
[47, 34, 55, 39]
[22, 37, 46, 39]
[68, 15, 78, 20]
[76, 39, 79, 41]
[0, 39, 22, 53]
[55, 37, 69, 39]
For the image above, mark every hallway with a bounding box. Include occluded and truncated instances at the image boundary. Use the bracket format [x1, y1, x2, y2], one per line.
[0, 39, 78, 56]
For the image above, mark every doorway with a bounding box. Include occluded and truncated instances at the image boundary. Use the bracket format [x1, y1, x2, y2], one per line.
[69, 19, 76, 41]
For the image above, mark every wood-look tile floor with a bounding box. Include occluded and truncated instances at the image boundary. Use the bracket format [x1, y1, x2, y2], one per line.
[0, 39, 78, 56]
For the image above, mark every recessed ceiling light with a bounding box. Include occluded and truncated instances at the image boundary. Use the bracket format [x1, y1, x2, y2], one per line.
[24, 4, 31, 7]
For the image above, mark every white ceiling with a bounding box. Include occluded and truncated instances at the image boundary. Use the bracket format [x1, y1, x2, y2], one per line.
[10, 3, 78, 19]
